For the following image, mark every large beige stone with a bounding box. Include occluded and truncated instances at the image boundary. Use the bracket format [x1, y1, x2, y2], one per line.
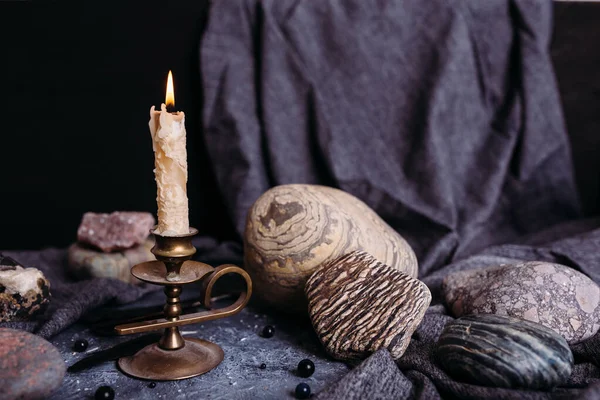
[244, 184, 417, 311]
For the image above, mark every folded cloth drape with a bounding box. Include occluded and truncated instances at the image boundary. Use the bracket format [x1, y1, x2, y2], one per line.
[200, 0, 596, 398]
[200, 0, 581, 276]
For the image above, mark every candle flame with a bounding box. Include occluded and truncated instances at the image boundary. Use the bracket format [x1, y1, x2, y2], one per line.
[165, 70, 175, 108]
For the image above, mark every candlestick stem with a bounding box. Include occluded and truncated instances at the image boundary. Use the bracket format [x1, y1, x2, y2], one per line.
[159, 284, 185, 350]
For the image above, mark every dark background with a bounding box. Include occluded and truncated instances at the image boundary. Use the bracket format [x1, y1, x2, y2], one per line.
[1, 1, 599, 250]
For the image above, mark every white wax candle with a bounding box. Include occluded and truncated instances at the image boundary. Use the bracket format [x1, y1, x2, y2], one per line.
[148, 103, 189, 236]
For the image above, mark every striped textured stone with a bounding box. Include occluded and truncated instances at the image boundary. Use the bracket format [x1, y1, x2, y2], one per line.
[435, 314, 573, 390]
[244, 184, 417, 312]
[306, 250, 431, 362]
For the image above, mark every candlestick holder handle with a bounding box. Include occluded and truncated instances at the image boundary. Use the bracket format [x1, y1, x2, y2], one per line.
[114, 228, 253, 381]
[115, 264, 251, 335]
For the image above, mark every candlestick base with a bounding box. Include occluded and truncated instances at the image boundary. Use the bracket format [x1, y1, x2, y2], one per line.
[114, 227, 252, 381]
[118, 338, 224, 381]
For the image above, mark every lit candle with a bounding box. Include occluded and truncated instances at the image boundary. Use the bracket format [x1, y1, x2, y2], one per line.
[148, 70, 189, 236]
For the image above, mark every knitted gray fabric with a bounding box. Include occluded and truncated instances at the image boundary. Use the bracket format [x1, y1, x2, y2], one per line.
[315, 349, 412, 400]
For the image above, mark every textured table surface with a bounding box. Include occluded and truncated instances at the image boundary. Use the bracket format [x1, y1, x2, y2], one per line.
[48, 288, 350, 399]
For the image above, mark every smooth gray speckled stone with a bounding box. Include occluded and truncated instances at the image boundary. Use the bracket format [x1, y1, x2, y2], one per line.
[0, 328, 65, 400]
[443, 261, 600, 344]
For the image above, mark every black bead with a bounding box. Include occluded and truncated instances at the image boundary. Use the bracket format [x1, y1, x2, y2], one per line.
[297, 359, 315, 378]
[262, 325, 275, 338]
[259, 363, 267, 370]
[295, 383, 311, 399]
[94, 386, 115, 400]
[148, 382, 157, 388]
[73, 339, 89, 352]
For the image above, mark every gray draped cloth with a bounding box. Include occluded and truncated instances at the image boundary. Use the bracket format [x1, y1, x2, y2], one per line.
[201, 0, 580, 275]
[199, 0, 600, 398]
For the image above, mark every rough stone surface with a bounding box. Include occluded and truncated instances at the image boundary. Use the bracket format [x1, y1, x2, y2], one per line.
[0, 255, 50, 322]
[244, 184, 418, 312]
[0, 328, 65, 399]
[67, 240, 155, 284]
[77, 211, 155, 253]
[306, 250, 431, 362]
[443, 261, 600, 344]
[435, 314, 573, 390]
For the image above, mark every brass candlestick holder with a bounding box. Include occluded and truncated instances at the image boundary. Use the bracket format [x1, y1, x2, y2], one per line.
[114, 227, 252, 381]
